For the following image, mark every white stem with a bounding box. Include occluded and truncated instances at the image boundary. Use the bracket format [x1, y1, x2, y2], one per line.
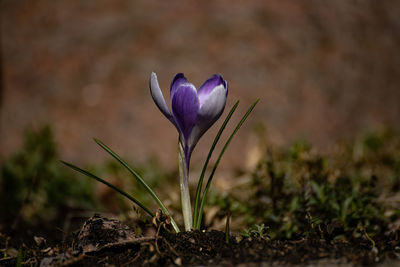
[178, 141, 192, 231]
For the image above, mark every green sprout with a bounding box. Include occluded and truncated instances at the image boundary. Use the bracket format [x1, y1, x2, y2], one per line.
[242, 224, 270, 240]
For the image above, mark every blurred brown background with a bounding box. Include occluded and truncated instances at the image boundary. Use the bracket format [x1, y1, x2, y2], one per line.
[1, 0, 399, 171]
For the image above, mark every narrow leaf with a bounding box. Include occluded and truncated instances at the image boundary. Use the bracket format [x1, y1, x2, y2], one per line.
[193, 101, 239, 229]
[60, 160, 154, 217]
[225, 211, 231, 244]
[93, 139, 180, 233]
[196, 99, 259, 228]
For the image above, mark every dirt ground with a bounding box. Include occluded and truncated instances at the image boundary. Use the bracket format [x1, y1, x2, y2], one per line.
[1, 214, 399, 266]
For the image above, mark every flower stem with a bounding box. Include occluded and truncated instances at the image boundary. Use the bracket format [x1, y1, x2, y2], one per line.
[178, 141, 193, 231]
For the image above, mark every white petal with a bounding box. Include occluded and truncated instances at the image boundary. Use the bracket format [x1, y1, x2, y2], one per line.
[150, 72, 175, 124]
[188, 84, 227, 148]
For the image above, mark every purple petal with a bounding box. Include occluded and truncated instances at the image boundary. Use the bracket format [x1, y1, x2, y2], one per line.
[171, 83, 200, 142]
[188, 84, 227, 149]
[170, 73, 188, 100]
[197, 74, 226, 106]
[150, 72, 176, 125]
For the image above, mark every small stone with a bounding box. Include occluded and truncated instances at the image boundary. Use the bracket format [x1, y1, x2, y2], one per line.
[149, 254, 159, 263]
[34, 236, 46, 247]
[74, 214, 137, 253]
[174, 257, 182, 266]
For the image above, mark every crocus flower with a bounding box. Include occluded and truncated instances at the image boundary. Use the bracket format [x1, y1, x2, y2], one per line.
[150, 72, 228, 168]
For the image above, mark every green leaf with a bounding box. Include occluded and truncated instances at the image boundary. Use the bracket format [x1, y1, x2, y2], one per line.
[93, 139, 180, 233]
[193, 101, 239, 229]
[225, 211, 231, 244]
[196, 99, 259, 228]
[60, 160, 154, 217]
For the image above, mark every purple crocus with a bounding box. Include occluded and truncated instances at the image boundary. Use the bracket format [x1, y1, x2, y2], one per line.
[150, 72, 228, 168]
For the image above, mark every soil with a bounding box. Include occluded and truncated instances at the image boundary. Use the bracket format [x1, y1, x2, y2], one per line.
[1, 214, 399, 266]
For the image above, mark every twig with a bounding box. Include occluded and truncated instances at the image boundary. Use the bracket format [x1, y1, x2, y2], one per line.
[84, 237, 155, 254]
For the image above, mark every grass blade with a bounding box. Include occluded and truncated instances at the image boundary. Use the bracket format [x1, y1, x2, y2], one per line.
[92, 139, 180, 233]
[225, 211, 231, 244]
[60, 160, 154, 217]
[196, 99, 259, 228]
[192, 101, 239, 229]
